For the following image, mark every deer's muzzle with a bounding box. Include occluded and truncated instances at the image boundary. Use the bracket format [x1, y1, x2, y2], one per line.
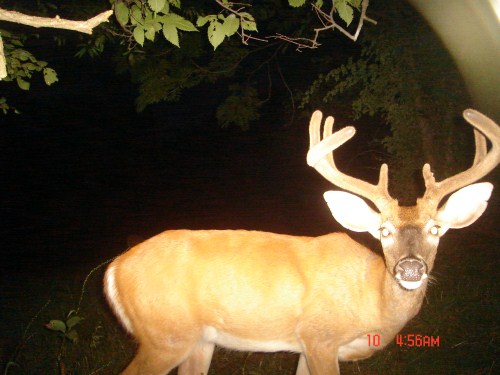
[394, 257, 428, 290]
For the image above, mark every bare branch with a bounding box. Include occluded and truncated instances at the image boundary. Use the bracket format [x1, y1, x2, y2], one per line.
[0, 34, 6, 79]
[271, 0, 376, 51]
[214, 0, 249, 18]
[0, 8, 113, 34]
[0, 7, 113, 81]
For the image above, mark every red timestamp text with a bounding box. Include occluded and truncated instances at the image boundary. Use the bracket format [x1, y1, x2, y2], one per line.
[366, 333, 382, 347]
[395, 334, 440, 348]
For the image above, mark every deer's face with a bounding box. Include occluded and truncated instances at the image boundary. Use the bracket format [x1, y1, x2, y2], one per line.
[324, 182, 493, 291]
[377, 205, 439, 290]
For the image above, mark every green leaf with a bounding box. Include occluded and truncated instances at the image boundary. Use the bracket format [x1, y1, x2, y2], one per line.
[145, 26, 156, 41]
[162, 23, 179, 47]
[207, 21, 225, 50]
[336, 0, 354, 26]
[130, 5, 143, 26]
[144, 9, 154, 24]
[74, 47, 84, 58]
[16, 77, 30, 90]
[169, 0, 181, 8]
[66, 316, 84, 330]
[242, 20, 257, 31]
[43, 68, 58, 86]
[115, 2, 129, 26]
[45, 320, 66, 333]
[197, 15, 215, 27]
[148, 0, 166, 13]
[240, 12, 257, 32]
[349, 0, 362, 9]
[175, 18, 197, 32]
[133, 26, 145, 46]
[160, 1, 169, 13]
[0, 29, 12, 37]
[65, 329, 79, 343]
[164, 13, 197, 32]
[240, 12, 255, 22]
[24, 62, 37, 71]
[288, 0, 306, 7]
[16, 50, 31, 61]
[11, 39, 23, 47]
[222, 14, 239, 37]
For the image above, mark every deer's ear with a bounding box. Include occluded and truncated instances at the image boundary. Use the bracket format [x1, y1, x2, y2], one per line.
[436, 182, 493, 230]
[324, 191, 382, 238]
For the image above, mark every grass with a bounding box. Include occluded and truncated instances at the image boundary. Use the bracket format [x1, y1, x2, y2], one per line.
[1, 229, 498, 375]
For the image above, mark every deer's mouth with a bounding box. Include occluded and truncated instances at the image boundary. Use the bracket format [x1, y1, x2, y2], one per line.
[394, 257, 428, 290]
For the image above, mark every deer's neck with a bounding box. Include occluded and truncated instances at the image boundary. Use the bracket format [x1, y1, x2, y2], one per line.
[381, 268, 428, 328]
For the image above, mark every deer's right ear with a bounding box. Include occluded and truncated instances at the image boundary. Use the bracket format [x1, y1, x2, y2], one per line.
[324, 191, 382, 237]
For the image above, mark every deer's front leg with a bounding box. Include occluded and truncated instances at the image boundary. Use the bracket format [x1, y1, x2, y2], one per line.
[178, 340, 215, 375]
[298, 339, 340, 375]
[296, 354, 310, 375]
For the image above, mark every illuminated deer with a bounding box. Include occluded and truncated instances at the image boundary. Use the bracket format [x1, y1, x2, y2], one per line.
[104, 109, 499, 374]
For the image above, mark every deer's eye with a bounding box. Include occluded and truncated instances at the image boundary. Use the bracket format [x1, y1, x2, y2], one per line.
[381, 227, 391, 238]
[429, 225, 440, 236]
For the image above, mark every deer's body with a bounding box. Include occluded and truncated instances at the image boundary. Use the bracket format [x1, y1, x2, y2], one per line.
[105, 109, 500, 374]
[106, 229, 424, 374]
[108, 230, 420, 351]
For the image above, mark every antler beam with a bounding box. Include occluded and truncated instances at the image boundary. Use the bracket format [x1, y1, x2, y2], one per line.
[307, 110, 393, 212]
[423, 109, 500, 205]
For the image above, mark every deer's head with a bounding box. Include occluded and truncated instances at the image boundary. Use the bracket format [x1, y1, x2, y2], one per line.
[307, 109, 499, 290]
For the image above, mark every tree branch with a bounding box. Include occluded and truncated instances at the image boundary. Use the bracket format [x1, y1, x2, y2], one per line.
[0, 8, 113, 34]
[0, 7, 113, 81]
[270, 0, 376, 51]
[214, 0, 268, 46]
[0, 34, 6, 79]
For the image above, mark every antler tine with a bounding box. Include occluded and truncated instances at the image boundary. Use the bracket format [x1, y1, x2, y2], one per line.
[473, 129, 487, 165]
[307, 110, 393, 212]
[423, 109, 500, 205]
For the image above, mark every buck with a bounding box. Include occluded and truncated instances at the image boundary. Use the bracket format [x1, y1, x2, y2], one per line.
[104, 109, 499, 375]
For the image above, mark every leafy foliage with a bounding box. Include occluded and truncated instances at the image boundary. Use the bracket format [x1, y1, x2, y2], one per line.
[45, 310, 84, 343]
[197, 12, 255, 51]
[335, 0, 363, 26]
[0, 96, 19, 114]
[109, 1, 309, 127]
[301, 1, 469, 201]
[75, 34, 108, 58]
[111, 0, 197, 47]
[0, 0, 368, 128]
[1, 29, 58, 90]
[217, 84, 261, 130]
[107, 0, 370, 127]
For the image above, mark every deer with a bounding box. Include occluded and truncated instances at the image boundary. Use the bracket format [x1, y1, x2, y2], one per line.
[104, 109, 499, 375]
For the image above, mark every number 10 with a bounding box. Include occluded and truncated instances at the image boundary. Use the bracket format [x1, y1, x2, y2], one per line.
[367, 334, 381, 347]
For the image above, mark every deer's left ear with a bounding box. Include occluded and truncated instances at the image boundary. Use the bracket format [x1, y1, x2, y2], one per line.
[436, 182, 493, 230]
